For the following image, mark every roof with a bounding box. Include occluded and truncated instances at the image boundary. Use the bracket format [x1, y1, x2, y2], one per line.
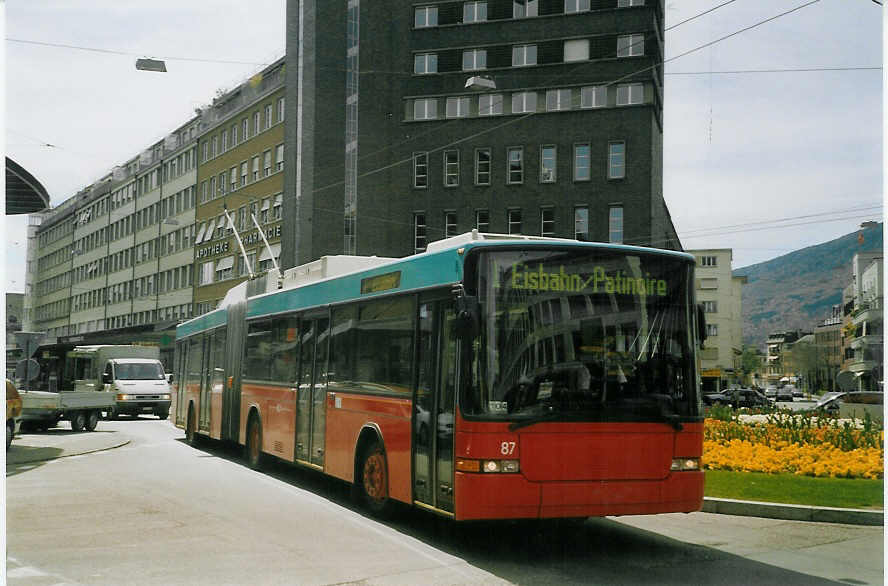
[5, 157, 50, 214]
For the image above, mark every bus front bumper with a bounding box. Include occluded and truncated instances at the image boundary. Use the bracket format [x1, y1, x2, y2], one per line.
[453, 470, 704, 521]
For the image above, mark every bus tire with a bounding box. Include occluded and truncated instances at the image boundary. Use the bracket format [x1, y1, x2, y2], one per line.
[185, 404, 199, 446]
[245, 415, 264, 470]
[357, 440, 392, 516]
[70, 411, 86, 432]
[85, 410, 99, 432]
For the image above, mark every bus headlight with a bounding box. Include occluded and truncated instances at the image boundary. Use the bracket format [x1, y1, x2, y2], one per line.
[671, 458, 700, 471]
[455, 458, 520, 473]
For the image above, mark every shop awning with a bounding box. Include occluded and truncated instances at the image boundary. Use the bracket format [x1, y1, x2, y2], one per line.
[215, 256, 234, 271]
[259, 243, 281, 262]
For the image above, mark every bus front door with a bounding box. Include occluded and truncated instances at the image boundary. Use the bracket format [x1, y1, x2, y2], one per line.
[413, 300, 457, 514]
[295, 316, 329, 468]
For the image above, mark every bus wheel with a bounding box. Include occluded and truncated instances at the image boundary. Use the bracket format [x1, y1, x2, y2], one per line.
[245, 416, 263, 470]
[70, 411, 86, 432]
[85, 410, 99, 432]
[359, 441, 391, 516]
[185, 405, 198, 446]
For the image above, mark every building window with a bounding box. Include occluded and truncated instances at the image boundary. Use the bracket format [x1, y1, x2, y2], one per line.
[564, 39, 589, 62]
[700, 255, 718, 267]
[540, 208, 555, 236]
[476, 209, 490, 232]
[512, 44, 537, 66]
[414, 214, 427, 252]
[479, 94, 503, 116]
[581, 85, 607, 108]
[617, 34, 645, 57]
[546, 89, 571, 111]
[706, 324, 719, 337]
[564, 0, 590, 12]
[446, 96, 470, 118]
[444, 150, 460, 187]
[413, 152, 429, 188]
[445, 212, 458, 236]
[264, 104, 273, 129]
[618, 0, 645, 6]
[263, 150, 272, 176]
[221, 130, 229, 152]
[608, 141, 626, 179]
[415, 6, 438, 27]
[252, 156, 260, 181]
[277, 97, 285, 122]
[464, 1, 487, 22]
[508, 209, 522, 234]
[574, 207, 589, 241]
[573, 143, 590, 181]
[215, 256, 234, 282]
[463, 49, 487, 71]
[540, 145, 556, 183]
[275, 144, 284, 171]
[242, 118, 249, 140]
[514, 0, 538, 18]
[616, 83, 644, 105]
[230, 167, 238, 192]
[702, 300, 718, 313]
[414, 98, 438, 120]
[511, 91, 537, 113]
[507, 147, 524, 184]
[199, 261, 214, 286]
[609, 206, 624, 244]
[414, 53, 438, 74]
[240, 162, 248, 186]
[253, 111, 261, 134]
[475, 148, 491, 185]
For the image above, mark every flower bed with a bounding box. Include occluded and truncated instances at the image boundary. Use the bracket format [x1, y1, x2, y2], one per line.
[703, 411, 884, 479]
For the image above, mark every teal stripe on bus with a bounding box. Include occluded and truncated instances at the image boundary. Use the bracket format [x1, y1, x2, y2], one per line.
[176, 307, 228, 339]
[246, 247, 465, 320]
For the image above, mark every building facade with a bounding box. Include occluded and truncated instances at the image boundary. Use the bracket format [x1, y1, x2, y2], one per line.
[283, 0, 679, 268]
[840, 251, 883, 391]
[689, 249, 744, 392]
[192, 59, 286, 314]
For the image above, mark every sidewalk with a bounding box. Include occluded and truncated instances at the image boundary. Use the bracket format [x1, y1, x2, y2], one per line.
[6, 430, 882, 526]
[6, 428, 130, 465]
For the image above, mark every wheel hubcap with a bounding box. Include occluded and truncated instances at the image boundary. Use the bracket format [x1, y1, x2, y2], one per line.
[364, 451, 386, 501]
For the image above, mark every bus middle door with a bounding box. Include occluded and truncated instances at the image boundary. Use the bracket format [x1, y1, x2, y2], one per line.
[295, 315, 330, 468]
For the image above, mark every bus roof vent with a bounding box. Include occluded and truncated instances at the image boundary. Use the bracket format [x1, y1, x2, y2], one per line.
[282, 255, 396, 289]
[424, 231, 563, 253]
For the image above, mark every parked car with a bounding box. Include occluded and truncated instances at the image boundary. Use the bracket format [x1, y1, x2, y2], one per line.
[764, 386, 777, 399]
[816, 391, 883, 411]
[6, 379, 22, 451]
[775, 387, 794, 402]
[703, 389, 772, 409]
[791, 387, 804, 398]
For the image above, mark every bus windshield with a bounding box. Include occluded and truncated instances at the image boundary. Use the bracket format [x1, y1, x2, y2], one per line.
[462, 248, 700, 424]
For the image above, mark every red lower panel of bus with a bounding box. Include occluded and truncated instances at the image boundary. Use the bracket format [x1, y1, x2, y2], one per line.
[454, 470, 704, 520]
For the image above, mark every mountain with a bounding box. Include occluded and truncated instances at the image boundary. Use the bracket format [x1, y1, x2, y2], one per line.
[734, 223, 883, 348]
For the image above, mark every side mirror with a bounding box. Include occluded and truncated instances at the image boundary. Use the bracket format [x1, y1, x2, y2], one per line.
[696, 303, 707, 348]
[166, 373, 174, 384]
[102, 372, 112, 384]
[452, 285, 480, 338]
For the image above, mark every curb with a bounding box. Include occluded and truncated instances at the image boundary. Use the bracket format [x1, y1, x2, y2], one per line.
[703, 497, 883, 526]
[7, 436, 131, 465]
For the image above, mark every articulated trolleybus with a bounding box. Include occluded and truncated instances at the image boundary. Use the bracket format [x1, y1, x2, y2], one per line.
[173, 232, 704, 520]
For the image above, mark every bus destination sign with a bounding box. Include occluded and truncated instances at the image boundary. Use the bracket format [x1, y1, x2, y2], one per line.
[361, 271, 401, 294]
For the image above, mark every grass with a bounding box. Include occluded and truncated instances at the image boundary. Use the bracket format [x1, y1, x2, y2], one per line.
[704, 469, 884, 510]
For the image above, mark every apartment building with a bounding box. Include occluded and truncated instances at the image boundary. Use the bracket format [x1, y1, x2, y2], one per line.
[689, 249, 745, 392]
[28, 120, 200, 365]
[192, 59, 286, 314]
[283, 0, 679, 267]
[839, 251, 883, 391]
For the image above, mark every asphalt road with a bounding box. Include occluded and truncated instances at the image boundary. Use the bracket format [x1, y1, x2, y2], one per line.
[6, 419, 883, 585]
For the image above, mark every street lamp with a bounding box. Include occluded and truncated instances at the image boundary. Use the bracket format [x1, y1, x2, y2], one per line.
[135, 58, 167, 73]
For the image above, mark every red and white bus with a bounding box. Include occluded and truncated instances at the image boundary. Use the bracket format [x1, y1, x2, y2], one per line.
[173, 232, 705, 520]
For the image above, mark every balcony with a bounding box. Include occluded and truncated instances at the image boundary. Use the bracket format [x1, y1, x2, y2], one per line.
[850, 335, 882, 351]
[852, 302, 883, 326]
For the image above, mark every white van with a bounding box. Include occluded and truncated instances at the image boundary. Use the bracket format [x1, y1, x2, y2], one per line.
[102, 357, 172, 420]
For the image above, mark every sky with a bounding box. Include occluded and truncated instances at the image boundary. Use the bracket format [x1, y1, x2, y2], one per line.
[3, 0, 884, 295]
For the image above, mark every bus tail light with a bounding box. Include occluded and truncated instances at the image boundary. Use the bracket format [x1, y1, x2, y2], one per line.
[456, 458, 519, 473]
[671, 458, 700, 471]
